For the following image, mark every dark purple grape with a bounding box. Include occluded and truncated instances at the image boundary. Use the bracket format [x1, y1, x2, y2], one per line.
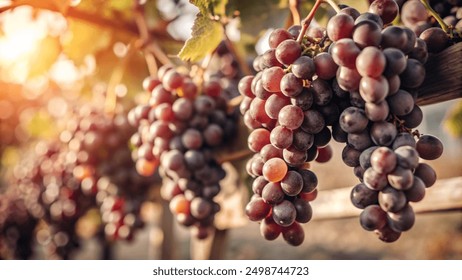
[262, 182, 285, 204]
[260, 216, 282, 240]
[360, 205, 387, 231]
[350, 183, 379, 209]
[378, 186, 407, 213]
[275, 39, 302, 65]
[282, 222, 304, 246]
[272, 200, 296, 227]
[416, 135, 444, 160]
[414, 163, 437, 188]
[339, 107, 369, 134]
[369, 0, 399, 24]
[387, 166, 414, 190]
[245, 197, 271, 221]
[292, 56, 315, 79]
[293, 198, 312, 223]
[387, 204, 415, 232]
[280, 171, 303, 196]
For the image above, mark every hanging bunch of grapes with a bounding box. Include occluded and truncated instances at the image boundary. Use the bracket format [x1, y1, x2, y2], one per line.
[325, 0, 446, 242]
[57, 104, 158, 242]
[11, 141, 92, 259]
[239, 8, 340, 246]
[238, 0, 453, 245]
[128, 45, 239, 239]
[0, 191, 38, 260]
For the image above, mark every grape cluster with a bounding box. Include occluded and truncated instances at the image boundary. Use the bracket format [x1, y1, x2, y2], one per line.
[0, 191, 37, 259]
[322, 0, 444, 242]
[240, 0, 445, 245]
[59, 105, 156, 241]
[239, 23, 340, 246]
[128, 64, 238, 239]
[9, 103, 157, 258]
[11, 140, 91, 258]
[401, 0, 461, 52]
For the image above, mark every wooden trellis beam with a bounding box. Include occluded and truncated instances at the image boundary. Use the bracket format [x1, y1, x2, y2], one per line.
[311, 176, 462, 220]
[417, 43, 462, 106]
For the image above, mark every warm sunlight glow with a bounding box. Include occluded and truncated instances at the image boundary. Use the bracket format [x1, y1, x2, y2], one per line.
[49, 57, 81, 86]
[0, 7, 46, 63]
[0, 6, 67, 83]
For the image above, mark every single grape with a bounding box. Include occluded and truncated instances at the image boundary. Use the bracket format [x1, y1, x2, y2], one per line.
[360, 205, 387, 231]
[272, 200, 297, 227]
[282, 222, 304, 246]
[260, 216, 282, 240]
[387, 204, 415, 232]
[414, 163, 437, 188]
[387, 166, 414, 190]
[245, 197, 271, 221]
[275, 39, 302, 65]
[327, 13, 355, 41]
[370, 146, 397, 174]
[350, 183, 379, 209]
[416, 135, 444, 160]
[262, 158, 288, 182]
[262, 182, 285, 204]
[379, 186, 407, 213]
[280, 171, 304, 196]
[369, 0, 399, 24]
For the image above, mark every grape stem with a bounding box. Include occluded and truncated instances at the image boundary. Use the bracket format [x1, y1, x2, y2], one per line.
[134, 0, 172, 69]
[296, 0, 324, 43]
[222, 26, 253, 76]
[134, 3, 159, 76]
[217, 149, 253, 164]
[419, 0, 450, 34]
[289, 0, 301, 26]
[323, 0, 341, 14]
[227, 95, 243, 111]
[104, 41, 136, 116]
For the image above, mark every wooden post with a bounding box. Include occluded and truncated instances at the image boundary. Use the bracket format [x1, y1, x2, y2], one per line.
[190, 229, 228, 260]
[160, 200, 175, 260]
[417, 43, 462, 106]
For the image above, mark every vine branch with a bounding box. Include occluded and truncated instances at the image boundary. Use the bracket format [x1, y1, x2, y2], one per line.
[296, 0, 324, 43]
[289, 0, 301, 26]
[324, 0, 341, 14]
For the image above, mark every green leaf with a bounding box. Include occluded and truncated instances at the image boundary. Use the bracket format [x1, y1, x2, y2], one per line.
[190, 0, 228, 16]
[24, 110, 56, 139]
[178, 14, 223, 62]
[444, 101, 462, 138]
[211, 0, 228, 15]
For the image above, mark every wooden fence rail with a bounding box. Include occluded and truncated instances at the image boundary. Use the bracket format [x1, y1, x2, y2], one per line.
[311, 176, 462, 220]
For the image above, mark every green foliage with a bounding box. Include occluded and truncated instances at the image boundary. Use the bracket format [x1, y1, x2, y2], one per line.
[178, 14, 223, 62]
[28, 36, 61, 78]
[178, 0, 230, 62]
[62, 19, 112, 65]
[444, 101, 462, 138]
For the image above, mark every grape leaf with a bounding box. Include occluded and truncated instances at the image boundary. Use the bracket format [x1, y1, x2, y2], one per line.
[191, 0, 228, 15]
[178, 14, 223, 62]
[211, 0, 228, 15]
[444, 101, 462, 138]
